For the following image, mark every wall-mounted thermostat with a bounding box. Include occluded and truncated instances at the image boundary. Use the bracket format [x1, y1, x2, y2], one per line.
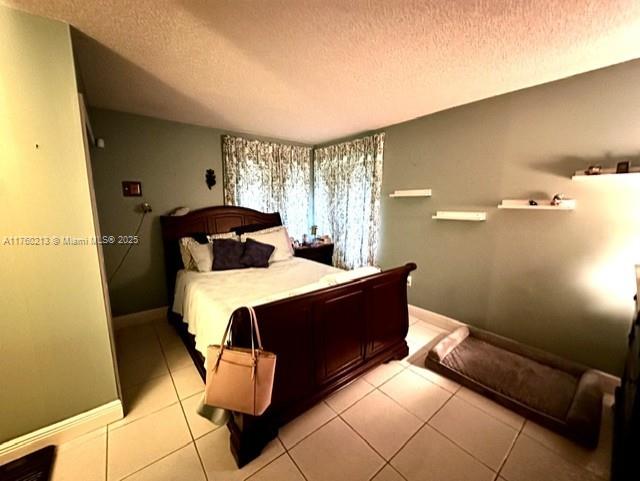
[122, 181, 142, 197]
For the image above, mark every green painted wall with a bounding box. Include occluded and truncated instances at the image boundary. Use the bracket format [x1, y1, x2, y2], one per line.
[88, 109, 309, 317]
[0, 6, 118, 442]
[89, 60, 640, 375]
[89, 109, 226, 316]
[378, 60, 640, 375]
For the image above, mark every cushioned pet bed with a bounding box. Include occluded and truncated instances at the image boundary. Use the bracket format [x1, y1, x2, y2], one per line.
[427, 326, 603, 448]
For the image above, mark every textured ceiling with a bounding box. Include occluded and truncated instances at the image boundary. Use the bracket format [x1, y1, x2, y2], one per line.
[4, 0, 640, 143]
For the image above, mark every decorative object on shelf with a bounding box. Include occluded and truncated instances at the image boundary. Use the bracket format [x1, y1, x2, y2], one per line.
[616, 161, 631, 174]
[318, 234, 332, 244]
[584, 165, 602, 175]
[498, 199, 576, 210]
[550, 193, 565, 206]
[310, 225, 318, 237]
[572, 167, 640, 180]
[205, 169, 217, 189]
[432, 211, 487, 221]
[389, 189, 432, 198]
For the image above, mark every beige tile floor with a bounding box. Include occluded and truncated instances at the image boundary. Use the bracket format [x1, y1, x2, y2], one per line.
[50, 315, 614, 481]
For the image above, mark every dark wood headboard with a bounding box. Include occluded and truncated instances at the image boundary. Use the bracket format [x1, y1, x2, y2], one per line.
[160, 205, 282, 302]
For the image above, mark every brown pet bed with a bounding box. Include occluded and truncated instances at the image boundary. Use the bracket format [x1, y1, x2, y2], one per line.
[426, 326, 603, 448]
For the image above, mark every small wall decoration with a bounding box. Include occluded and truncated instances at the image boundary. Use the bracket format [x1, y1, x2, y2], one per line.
[205, 169, 217, 189]
[122, 181, 142, 197]
[616, 161, 631, 174]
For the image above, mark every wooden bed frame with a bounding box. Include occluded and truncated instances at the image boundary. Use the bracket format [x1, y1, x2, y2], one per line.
[160, 205, 416, 467]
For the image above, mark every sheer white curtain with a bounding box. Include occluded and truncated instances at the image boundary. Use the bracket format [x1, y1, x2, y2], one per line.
[314, 133, 384, 269]
[223, 135, 312, 239]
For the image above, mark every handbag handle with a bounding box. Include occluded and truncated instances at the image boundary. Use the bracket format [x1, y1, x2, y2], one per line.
[214, 306, 264, 371]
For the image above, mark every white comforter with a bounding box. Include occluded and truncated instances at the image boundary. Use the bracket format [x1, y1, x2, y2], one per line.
[172, 257, 380, 357]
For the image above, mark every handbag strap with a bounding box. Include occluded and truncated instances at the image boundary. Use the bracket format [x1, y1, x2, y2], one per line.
[214, 306, 264, 370]
[246, 306, 264, 350]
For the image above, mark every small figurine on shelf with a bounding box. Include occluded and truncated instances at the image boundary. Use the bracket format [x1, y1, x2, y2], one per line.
[302, 234, 309, 245]
[585, 165, 602, 175]
[550, 193, 565, 206]
[528, 200, 538, 206]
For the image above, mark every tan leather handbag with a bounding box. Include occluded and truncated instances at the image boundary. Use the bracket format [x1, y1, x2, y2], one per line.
[205, 306, 276, 416]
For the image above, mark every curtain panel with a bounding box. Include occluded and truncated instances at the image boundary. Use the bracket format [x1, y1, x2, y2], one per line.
[223, 135, 312, 239]
[314, 133, 384, 269]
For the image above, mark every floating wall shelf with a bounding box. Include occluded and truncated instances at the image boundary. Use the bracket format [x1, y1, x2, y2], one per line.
[389, 189, 432, 198]
[432, 211, 487, 221]
[498, 199, 576, 211]
[572, 168, 640, 180]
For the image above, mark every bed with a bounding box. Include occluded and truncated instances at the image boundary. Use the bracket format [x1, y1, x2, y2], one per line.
[161, 205, 416, 467]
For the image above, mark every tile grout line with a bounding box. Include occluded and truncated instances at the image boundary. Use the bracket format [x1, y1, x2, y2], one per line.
[387, 462, 410, 481]
[284, 451, 310, 481]
[376, 372, 454, 421]
[108, 399, 181, 433]
[426, 421, 502, 474]
[517, 429, 610, 481]
[155, 321, 210, 481]
[273, 412, 310, 481]
[454, 392, 524, 431]
[118, 441, 193, 481]
[279, 401, 338, 451]
[493, 418, 525, 481]
[367, 463, 388, 481]
[114, 320, 205, 481]
[384, 385, 457, 468]
[336, 413, 391, 465]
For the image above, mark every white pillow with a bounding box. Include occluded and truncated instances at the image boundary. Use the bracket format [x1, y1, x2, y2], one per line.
[241, 226, 293, 263]
[179, 232, 237, 270]
[187, 241, 213, 272]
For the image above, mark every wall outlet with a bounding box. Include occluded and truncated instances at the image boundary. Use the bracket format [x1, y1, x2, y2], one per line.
[407, 275, 412, 287]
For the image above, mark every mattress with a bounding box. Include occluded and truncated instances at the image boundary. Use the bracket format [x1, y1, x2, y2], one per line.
[172, 257, 379, 357]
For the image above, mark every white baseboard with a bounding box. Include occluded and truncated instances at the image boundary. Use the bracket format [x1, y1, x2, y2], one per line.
[113, 306, 167, 330]
[0, 399, 123, 465]
[408, 304, 621, 396]
[408, 304, 464, 332]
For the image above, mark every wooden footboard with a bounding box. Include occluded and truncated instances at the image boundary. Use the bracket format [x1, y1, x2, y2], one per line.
[161, 205, 415, 466]
[170, 262, 416, 467]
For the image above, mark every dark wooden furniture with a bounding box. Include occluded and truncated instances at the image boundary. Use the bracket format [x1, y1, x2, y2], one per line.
[160, 206, 415, 467]
[294, 242, 334, 266]
[612, 275, 640, 481]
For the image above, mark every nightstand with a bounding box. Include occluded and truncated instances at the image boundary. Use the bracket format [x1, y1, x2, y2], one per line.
[294, 243, 334, 266]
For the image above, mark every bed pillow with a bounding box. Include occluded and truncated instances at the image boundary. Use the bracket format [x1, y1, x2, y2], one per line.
[241, 226, 293, 263]
[187, 241, 214, 272]
[179, 232, 237, 270]
[240, 238, 275, 268]
[179, 235, 206, 270]
[232, 222, 280, 236]
[212, 238, 246, 270]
